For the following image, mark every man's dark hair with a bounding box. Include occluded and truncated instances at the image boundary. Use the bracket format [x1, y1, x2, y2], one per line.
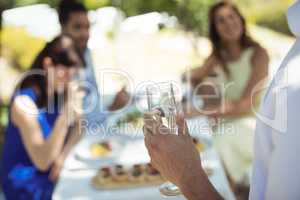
[58, 0, 87, 26]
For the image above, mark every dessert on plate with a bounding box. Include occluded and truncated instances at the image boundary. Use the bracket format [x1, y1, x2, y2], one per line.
[90, 142, 112, 158]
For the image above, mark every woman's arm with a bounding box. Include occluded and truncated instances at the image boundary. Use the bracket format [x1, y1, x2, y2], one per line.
[184, 55, 219, 87]
[11, 95, 80, 171]
[214, 46, 269, 118]
[49, 122, 83, 182]
[60, 122, 82, 159]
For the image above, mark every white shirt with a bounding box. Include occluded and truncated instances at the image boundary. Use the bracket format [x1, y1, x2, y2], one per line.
[250, 1, 300, 199]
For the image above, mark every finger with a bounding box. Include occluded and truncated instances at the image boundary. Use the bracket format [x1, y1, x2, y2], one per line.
[143, 111, 163, 133]
[143, 125, 155, 137]
[143, 110, 162, 121]
[49, 168, 57, 183]
[157, 123, 171, 135]
[145, 140, 155, 158]
[149, 157, 160, 173]
[176, 114, 190, 136]
[144, 136, 151, 150]
[144, 118, 160, 135]
[143, 125, 151, 136]
[145, 132, 160, 150]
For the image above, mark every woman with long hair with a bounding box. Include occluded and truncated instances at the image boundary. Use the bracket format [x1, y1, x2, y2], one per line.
[186, 1, 269, 116]
[0, 35, 84, 199]
[185, 1, 269, 186]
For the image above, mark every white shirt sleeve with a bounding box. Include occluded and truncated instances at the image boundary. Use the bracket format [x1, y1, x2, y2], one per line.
[265, 85, 300, 200]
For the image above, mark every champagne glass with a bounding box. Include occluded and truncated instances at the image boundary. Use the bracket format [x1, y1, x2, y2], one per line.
[146, 83, 182, 197]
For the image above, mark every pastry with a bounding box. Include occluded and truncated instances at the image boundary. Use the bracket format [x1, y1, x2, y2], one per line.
[113, 165, 128, 182]
[98, 167, 113, 184]
[129, 164, 146, 182]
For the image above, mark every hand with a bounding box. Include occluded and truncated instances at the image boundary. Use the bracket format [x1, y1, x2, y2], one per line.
[63, 84, 86, 125]
[182, 68, 203, 87]
[207, 101, 236, 118]
[109, 87, 130, 111]
[143, 112, 203, 187]
[49, 155, 65, 183]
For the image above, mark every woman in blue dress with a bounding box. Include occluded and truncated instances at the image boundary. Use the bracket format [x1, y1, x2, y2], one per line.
[0, 35, 84, 199]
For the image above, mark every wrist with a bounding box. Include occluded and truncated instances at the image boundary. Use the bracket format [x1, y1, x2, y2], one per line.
[179, 166, 223, 200]
[179, 163, 222, 200]
[57, 113, 70, 127]
[178, 165, 204, 199]
[59, 151, 68, 162]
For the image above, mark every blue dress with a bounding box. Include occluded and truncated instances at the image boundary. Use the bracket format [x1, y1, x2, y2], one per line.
[0, 88, 59, 200]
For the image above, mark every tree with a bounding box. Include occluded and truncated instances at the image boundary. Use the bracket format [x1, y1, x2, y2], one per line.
[110, 0, 216, 53]
[110, 0, 215, 36]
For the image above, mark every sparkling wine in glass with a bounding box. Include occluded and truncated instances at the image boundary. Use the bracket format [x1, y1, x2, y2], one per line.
[146, 83, 182, 197]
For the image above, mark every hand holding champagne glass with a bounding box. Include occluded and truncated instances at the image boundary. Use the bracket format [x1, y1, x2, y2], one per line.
[144, 83, 182, 196]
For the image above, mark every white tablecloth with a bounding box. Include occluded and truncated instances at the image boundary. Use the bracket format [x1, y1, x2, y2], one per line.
[53, 117, 235, 200]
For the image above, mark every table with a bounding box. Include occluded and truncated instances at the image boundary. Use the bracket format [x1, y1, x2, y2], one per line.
[53, 117, 235, 200]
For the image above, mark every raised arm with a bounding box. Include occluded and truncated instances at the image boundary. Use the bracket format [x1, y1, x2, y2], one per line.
[184, 55, 219, 87]
[11, 93, 82, 171]
[214, 46, 269, 118]
[238, 46, 269, 112]
[49, 121, 83, 182]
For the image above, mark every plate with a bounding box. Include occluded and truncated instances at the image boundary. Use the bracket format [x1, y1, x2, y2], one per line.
[74, 136, 122, 164]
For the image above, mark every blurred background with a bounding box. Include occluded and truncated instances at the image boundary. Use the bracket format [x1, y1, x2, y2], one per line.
[0, 0, 296, 198]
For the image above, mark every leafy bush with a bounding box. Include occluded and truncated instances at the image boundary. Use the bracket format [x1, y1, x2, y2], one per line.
[172, 0, 216, 36]
[235, 0, 294, 36]
[1, 26, 45, 71]
[110, 0, 216, 36]
[83, 0, 110, 10]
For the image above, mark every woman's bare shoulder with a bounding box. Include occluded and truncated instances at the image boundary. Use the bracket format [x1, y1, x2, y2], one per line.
[11, 95, 39, 126]
[252, 45, 269, 61]
[203, 54, 220, 68]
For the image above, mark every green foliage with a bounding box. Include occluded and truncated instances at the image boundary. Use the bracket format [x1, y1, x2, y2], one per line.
[83, 0, 110, 10]
[2, 0, 294, 39]
[173, 0, 216, 35]
[1, 27, 45, 71]
[110, 0, 176, 16]
[235, 0, 294, 36]
[0, 0, 14, 9]
[111, 0, 216, 36]
[0, 105, 8, 128]
[1, 0, 216, 37]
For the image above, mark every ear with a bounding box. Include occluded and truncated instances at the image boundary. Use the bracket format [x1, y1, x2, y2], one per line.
[43, 57, 53, 70]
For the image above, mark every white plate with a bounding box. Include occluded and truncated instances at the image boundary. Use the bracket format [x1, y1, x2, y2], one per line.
[74, 136, 123, 165]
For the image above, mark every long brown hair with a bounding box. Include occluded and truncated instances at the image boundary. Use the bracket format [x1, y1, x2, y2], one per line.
[209, 1, 258, 76]
[16, 35, 81, 108]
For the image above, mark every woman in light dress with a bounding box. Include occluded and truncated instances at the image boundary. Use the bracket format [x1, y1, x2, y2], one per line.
[184, 1, 269, 186]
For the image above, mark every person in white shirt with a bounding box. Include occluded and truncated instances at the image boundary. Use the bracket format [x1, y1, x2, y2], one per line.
[143, 1, 300, 199]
